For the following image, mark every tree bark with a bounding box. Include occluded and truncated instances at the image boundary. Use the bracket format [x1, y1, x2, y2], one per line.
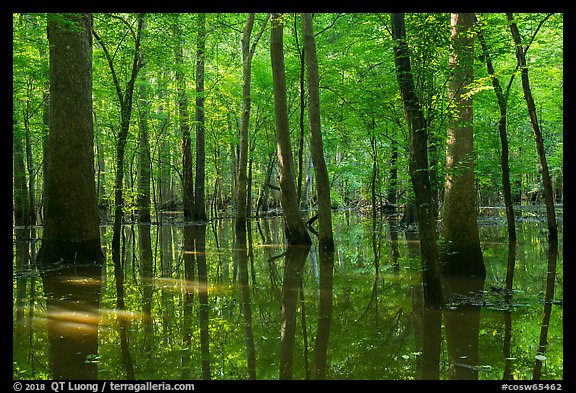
[137, 61, 153, 294]
[174, 15, 194, 221]
[13, 109, 30, 228]
[270, 13, 311, 246]
[237, 13, 255, 234]
[38, 13, 103, 265]
[507, 12, 558, 242]
[294, 16, 306, 207]
[440, 13, 485, 277]
[137, 70, 151, 224]
[390, 13, 443, 307]
[477, 23, 516, 242]
[301, 13, 334, 252]
[194, 13, 207, 222]
[237, 13, 269, 233]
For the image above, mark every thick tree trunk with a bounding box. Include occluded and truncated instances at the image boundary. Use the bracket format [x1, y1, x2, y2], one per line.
[270, 13, 311, 246]
[38, 13, 103, 265]
[390, 13, 443, 307]
[301, 13, 334, 252]
[440, 13, 485, 277]
[507, 13, 558, 242]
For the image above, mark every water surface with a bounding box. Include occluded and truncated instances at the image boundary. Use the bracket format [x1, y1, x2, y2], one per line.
[13, 209, 563, 380]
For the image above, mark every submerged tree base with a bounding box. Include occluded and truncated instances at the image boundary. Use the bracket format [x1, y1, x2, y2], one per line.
[37, 239, 105, 267]
[439, 243, 486, 278]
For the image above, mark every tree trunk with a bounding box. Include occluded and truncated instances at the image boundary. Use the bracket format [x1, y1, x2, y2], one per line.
[294, 17, 306, 207]
[270, 13, 311, 246]
[388, 137, 398, 205]
[301, 13, 334, 252]
[13, 109, 30, 228]
[194, 13, 207, 222]
[93, 111, 107, 211]
[93, 12, 144, 261]
[440, 13, 485, 277]
[22, 95, 38, 227]
[237, 13, 269, 233]
[477, 24, 516, 242]
[155, 85, 172, 212]
[237, 13, 255, 234]
[390, 13, 443, 307]
[137, 71, 151, 224]
[174, 15, 194, 221]
[93, 16, 144, 380]
[38, 13, 103, 265]
[507, 13, 558, 242]
[137, 65, 153, 291]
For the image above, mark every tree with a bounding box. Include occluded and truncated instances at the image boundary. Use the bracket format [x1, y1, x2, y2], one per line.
[301, 13, 334, 252]
[439, 13, 485, 277]
[270, 13, 311, 246]
[477, 17, 516, 242]
[194, 13, 207, 222]
[37, 13, 103, 265]
[507, 12, 558, 243]
[174, 14, 194, 221]
[237, 13, 269, 235]
[173, 17, 196, 333]
[93, 13, 145, 261]
[93, 13, 145, 379]
[136, 30, 153, 287]
[13, 108, 30, 228]
[390, 13, 442, 307]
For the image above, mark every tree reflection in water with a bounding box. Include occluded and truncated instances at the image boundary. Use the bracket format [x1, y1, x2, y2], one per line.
[442, 274, 485, 380]
[41, 264, 103, 380]
[13, 212, 563, 380]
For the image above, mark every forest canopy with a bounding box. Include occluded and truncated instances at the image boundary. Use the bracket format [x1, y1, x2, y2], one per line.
[13, 12, 563, 226]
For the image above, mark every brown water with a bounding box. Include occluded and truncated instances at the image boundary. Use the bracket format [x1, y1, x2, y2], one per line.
[13, 208, 563, 380]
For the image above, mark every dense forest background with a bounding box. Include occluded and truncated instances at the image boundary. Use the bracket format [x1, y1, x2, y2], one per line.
[12, 12, 564, 382]
[13, 13, 563, 228]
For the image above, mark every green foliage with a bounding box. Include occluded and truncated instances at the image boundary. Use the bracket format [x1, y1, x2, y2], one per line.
[13, 12, 563, 218]
[12, 11, 564, 381]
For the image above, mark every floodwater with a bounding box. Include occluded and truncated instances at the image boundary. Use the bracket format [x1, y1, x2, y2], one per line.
[13, 207, 563, 380]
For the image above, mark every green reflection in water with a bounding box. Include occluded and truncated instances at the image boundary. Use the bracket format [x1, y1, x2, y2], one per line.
[13, 210, 563, 380]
